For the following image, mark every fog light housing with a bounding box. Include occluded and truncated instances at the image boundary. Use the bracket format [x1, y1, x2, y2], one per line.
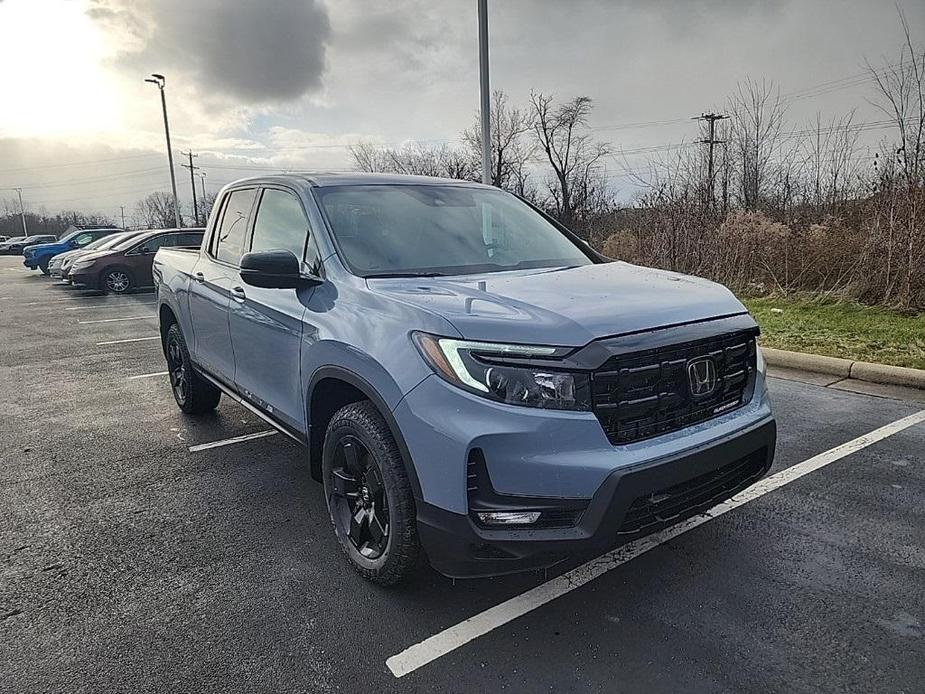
[475, 511, 541, 525]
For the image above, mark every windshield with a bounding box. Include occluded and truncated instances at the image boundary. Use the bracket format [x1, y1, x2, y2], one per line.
[93, 232, 135, 250]
[314, 184, 593, 277]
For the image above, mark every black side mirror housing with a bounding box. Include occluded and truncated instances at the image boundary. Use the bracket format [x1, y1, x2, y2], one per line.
[239, 249, 321, 289]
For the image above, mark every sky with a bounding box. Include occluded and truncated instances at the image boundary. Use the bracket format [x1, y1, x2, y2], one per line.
[0, 0, 922, 221]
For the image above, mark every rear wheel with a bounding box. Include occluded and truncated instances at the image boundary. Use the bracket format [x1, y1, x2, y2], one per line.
[165, 323, 221, 414]
[103, 267, 132, 294]
[323, 401, 420, 585]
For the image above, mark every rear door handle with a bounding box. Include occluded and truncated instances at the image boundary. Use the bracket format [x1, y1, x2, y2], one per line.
[231, 285, 247, 303]
[193, 272, 205, 283]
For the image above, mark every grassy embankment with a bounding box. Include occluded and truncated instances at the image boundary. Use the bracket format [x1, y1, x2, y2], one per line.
[742, 296, 925, 370]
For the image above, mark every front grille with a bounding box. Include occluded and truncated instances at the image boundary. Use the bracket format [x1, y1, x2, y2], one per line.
[618, 447, 768, 537]
[591, 331, 757, 445]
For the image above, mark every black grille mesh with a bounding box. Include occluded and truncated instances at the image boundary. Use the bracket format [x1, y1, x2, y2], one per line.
[592, 331, 757, 445]
[618, 447, 768, 537]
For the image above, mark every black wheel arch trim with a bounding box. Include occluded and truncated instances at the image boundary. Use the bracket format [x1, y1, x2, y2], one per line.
[307, 365, 424, 503]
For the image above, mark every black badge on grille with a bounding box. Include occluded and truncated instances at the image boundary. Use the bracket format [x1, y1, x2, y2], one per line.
[687, 357, 717, 397]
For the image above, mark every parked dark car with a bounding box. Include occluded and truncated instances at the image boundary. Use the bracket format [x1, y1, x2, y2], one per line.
[68, 228, 204, 293]
[51, 231, 145, 279]
[1, 235, 57, 255]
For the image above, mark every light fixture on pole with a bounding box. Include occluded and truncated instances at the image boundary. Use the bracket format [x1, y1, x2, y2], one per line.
[144, 73, 181, 228]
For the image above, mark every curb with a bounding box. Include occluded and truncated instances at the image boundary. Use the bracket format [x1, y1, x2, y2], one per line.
[763, 348, 925, 390]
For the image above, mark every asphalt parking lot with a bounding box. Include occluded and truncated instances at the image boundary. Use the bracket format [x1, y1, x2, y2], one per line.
[1, 254, 923, 694]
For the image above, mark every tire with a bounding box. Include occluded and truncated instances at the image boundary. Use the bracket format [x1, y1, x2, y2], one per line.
[39, 257, 50, 275]
[103, 267, 133, 294]
[164, 323, 221, 414]
[322, 401, 420, 585]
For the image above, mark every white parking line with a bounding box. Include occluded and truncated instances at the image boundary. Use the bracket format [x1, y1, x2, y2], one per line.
[188, 430, 277, 452]
[385, 409, 925, 678]
[66, 303, 155, 311]
[79, 315, 156, 324]
[127, 371, 168, 380]
[97, 336, 160, 345]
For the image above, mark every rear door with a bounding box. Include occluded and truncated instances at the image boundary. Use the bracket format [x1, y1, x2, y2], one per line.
[188, 188, 258, 384]
[229, 186, 318, 431]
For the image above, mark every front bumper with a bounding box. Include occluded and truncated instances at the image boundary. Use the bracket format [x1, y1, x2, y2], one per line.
[417, 416, 776, 578]
[68, 270, 98, 289]
[394, 366, 775, 578]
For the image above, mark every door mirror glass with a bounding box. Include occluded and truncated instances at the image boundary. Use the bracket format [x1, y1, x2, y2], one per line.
[240, 250, 314, 289]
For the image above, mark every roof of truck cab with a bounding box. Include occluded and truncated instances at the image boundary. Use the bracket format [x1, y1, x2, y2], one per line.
[225, 172, 493, 189]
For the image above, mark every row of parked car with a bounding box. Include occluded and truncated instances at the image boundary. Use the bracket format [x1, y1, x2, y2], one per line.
[2, 226, 204, 293]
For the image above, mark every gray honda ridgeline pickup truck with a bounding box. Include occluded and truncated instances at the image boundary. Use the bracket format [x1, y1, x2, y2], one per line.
[153, 173, 776, 585]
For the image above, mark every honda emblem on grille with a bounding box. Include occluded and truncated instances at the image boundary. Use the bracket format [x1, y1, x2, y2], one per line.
[688, 357, 717, 397]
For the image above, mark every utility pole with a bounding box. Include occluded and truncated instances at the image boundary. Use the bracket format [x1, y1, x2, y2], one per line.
[693, 113, 729, 208]
[145, 73, 181, 228]
[477, 0, 491, 186]
[12, 187, 27, 236]
[119, 206, 126, 229]
[180, 151, 200, 226]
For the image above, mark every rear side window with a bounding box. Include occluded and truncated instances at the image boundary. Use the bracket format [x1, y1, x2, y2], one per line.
[175, 232, 204, 247]
[215, 189, 257, 265]
[250, 189, 312, 261]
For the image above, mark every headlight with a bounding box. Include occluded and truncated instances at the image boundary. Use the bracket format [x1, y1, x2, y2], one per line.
[412, 332, 591, 411]
[70, 259, 94, 271]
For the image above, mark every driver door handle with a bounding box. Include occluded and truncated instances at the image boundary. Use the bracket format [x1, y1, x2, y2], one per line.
[193, 272, 205, 283]
[231, 285, 247, 303]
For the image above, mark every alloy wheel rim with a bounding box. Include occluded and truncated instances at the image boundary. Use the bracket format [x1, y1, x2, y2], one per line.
[330, 436, 390, 559]
[166, 335, 187, 403]
[106, 272, 129, 292]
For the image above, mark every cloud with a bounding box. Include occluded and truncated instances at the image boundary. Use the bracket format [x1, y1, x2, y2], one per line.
[87, 0, 331, 104]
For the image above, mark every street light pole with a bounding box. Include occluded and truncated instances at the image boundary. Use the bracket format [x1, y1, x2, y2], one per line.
[196, 171, 207, 200]
[478, 0, 491, 186]
[145, 73, 181, 228]
[12, 187, 27, 236]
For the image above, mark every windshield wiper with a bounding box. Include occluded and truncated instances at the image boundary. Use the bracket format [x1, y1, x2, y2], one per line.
[364, 271, 445, 278]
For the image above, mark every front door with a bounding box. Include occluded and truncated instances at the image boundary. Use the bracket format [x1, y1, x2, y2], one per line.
[189, 188, 258, 384]
[229, 187, 318, 432]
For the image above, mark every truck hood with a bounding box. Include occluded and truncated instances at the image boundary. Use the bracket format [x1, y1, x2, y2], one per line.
[367, 262, 748, 346]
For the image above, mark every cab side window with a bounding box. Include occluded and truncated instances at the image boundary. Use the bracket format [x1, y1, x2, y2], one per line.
[73, 233, 94, 247]
[215, 189, 257, 265]
[250, 189, 316, 264]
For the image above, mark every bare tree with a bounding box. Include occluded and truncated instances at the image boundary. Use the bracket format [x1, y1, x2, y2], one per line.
[350, 141, 476, 181]
[727, 78, 788, 210]
[134, 192, 181, 229]
[462, 90, 535, 195]
[529, 92, 612, 232]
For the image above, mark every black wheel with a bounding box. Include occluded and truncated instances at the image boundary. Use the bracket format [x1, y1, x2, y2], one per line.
[165, 323, 221, 414]
[103, 267, 132, 294]
[323, 401, 420, 585]
[39, 257, 50, 275]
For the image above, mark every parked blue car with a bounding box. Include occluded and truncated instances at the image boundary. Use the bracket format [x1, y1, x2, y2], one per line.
[24, 227, 122, 274]
[153, 173, 776, 585]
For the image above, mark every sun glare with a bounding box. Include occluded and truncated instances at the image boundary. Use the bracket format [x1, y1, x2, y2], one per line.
[0, 0, 120, 138]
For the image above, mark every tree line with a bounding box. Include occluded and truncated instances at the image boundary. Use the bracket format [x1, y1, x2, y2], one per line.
[352, 17, 924, 310]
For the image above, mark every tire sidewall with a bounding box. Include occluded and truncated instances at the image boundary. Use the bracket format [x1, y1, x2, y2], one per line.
[103, 266, 133, 294]
[322, 416, 396, 573]
[166, 324, 190, 408]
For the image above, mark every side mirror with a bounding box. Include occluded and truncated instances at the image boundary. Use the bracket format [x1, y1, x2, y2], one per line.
[240, 250, 321, 289]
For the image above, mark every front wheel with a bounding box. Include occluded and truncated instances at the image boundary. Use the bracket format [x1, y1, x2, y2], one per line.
[103, 268, 133, 294]
[39, 257, 50, 275]
[165, 323, 221, 414]
[322, 401, 420, 585]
